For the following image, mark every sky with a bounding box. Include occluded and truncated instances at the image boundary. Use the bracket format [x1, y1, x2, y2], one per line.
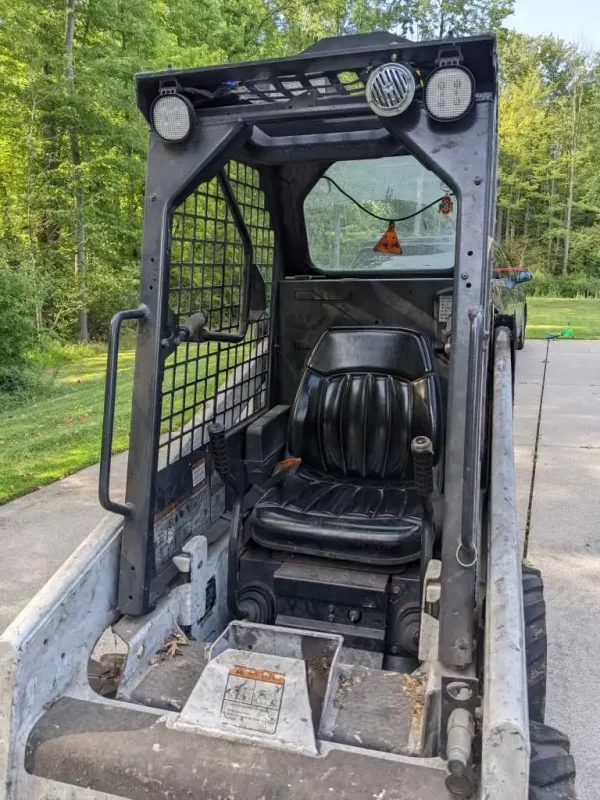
[509, 0, 600, 49]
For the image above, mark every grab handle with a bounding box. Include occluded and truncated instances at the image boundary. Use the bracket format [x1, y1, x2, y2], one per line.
[99, 305, 149, 517]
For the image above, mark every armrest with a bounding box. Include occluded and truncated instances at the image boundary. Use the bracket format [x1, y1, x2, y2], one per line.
[245, 405, 290, 486]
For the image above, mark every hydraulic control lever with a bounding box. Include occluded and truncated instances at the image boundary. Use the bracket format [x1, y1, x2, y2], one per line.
[161, 310, 209, 351]
[411, 435, 435, 592]
[174, 310, 209, 345]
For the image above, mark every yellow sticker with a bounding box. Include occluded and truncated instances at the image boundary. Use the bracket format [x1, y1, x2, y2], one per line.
[229, 665, 285, 685]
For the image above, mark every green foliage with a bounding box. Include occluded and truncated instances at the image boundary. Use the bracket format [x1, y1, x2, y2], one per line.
[0, 267, 37, 390]
[528, 274, 600, 299]
[497, 33, 600, 288]
[406, 0, 514, 39]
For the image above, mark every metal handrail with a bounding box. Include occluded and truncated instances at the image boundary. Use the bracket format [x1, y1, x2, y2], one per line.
[99, 304, 149, 517]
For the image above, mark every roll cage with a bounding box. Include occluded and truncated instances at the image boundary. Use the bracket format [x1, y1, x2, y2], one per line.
[107, 31, 498, 671]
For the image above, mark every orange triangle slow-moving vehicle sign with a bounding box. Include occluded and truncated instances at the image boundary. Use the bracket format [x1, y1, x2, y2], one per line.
[374, 222, 402, 255]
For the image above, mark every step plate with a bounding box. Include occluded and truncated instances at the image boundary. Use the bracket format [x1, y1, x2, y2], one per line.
[320, 665, 427, 755]
[175, 648, 317, 752]
[173, 620, 343, 755]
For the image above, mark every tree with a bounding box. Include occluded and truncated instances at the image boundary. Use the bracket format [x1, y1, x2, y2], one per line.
[64, 0, 88, 340]
[497, 32, 600, 290]
[408, 0, 514, 40]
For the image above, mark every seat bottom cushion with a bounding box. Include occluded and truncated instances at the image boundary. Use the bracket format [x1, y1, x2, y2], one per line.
[250, 469, 423, 566]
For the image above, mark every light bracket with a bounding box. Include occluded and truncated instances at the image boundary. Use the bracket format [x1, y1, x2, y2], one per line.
[158, 78, 181, 96]
[436, 46, 464, 68]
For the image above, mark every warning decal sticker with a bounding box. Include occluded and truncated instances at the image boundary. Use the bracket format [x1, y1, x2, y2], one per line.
[221, 666, 285, 734]
[438, 294, 453, 323]
[192, 457, 206, 488]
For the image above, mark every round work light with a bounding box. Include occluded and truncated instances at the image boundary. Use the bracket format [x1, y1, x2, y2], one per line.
[424, 66, 475, 122]
[151, 94, 195, 143]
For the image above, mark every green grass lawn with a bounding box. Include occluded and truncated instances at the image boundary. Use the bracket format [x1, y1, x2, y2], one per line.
[0, 340, 249, 504]
[527, 297, 600, 339]
[0, 350, 134, 504]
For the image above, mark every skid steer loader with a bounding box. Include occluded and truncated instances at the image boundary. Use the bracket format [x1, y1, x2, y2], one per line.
[0, 31, 576, 800]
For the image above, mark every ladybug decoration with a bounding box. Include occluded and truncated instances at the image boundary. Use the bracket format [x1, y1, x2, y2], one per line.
[439, 195, 454, 215]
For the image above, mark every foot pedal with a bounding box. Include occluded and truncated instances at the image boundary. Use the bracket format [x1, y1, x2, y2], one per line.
[173, 621, 343, 754]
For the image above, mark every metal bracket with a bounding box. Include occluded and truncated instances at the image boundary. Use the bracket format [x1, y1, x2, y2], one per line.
[436, 46, 464, 67]
[419, 559, 441, 663]
[175, 535, 210, 632]
[114, 535, 210, 698]
[440, 675, 480, 757]
[158, 78, 181, 96]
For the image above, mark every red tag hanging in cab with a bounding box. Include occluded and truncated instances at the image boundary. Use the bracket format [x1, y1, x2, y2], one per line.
[439, 195, 454, 215]
[374, 222, 402, 254]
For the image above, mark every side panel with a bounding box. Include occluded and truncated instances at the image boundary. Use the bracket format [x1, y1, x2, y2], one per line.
[0, 515, 122, 800]
[481, 327, 529, 799]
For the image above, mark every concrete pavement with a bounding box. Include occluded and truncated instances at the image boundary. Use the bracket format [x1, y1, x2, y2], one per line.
[0, 452, 127, 633]
[516, 339, 600, 800]
[0, 340, 598, 796]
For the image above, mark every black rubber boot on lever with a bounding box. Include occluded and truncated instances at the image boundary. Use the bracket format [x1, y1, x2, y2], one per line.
[209, 423, 261, 622]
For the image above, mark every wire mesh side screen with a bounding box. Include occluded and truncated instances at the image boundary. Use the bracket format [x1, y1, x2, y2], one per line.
[152, 161, 274, 572]
[160, 161, 274, 467]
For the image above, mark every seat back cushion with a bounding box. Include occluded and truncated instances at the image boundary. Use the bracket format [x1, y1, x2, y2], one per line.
[287, 327, 441, 481]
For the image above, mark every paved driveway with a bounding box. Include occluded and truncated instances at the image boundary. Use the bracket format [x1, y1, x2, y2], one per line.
[0, 452, 126, 632]
[516, 339, 600, 800]
[0, 340, 598, 796]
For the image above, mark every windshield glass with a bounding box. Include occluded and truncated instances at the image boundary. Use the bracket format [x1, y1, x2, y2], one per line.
[304, 155, 456, 272]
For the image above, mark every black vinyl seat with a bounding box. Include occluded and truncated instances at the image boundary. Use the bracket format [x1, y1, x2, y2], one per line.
[250, 327, 442, 565]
